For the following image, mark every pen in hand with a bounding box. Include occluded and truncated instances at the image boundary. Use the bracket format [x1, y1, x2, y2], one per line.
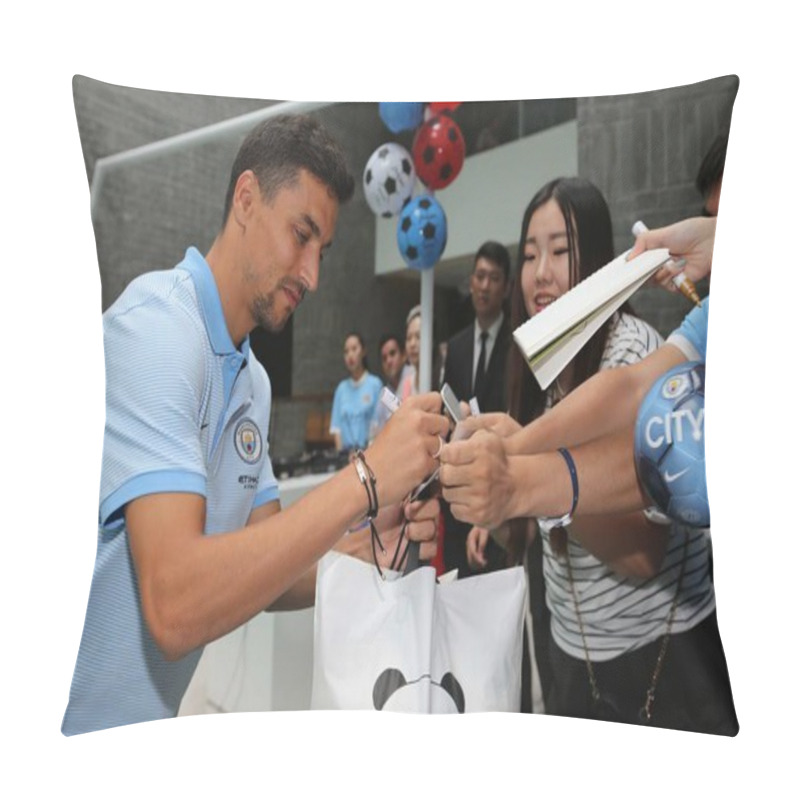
[632, 220, 702, 308]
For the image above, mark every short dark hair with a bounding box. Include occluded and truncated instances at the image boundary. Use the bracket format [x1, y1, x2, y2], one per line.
[379, 333, 404, 353]
[474, 240, 511, 282]
[695, 134, 728, 198]
[222, 113, 355, 224]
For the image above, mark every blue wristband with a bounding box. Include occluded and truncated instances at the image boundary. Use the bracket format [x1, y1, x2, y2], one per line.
[558, 447, 579, 517]
[538, 447, 579, 533]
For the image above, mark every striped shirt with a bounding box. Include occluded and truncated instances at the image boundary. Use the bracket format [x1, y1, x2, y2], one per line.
[62, 247, 279, 735]
[541, 312, 715, 661]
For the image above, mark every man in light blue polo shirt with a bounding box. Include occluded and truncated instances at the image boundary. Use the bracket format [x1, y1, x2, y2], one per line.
[62, 114, 450, 735]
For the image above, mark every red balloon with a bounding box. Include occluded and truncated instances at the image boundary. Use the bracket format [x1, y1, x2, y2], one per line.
[412, 114, 466, 190]
[428, 102, 462, 113]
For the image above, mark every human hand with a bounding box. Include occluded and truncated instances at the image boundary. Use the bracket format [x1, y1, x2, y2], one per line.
[649, 261, 690, 294]
[373, 498, 441, 571]
[439, 429, 518, 529]
[629, 216, 716, 285]
[455, 412, 522, 442]
[466, 526, 490, 570]
[366, 392, 450, 509]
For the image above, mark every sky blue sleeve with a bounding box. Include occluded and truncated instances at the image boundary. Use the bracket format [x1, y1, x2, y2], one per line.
[100, 299, 207, 525]
[667, 297, 709, 363]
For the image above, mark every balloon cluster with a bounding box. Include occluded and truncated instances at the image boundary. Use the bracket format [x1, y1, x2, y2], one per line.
[363, 102, 465, 271]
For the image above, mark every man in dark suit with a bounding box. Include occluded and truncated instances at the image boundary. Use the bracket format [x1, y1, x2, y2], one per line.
[440, 240, 511, 575]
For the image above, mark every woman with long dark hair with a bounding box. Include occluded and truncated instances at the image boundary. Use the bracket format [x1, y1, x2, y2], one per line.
[469, 178, 732, 733]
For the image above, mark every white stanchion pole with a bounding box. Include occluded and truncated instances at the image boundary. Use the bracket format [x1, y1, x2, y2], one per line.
[419, 268, 434, 393]
[417, 100, 437, 397]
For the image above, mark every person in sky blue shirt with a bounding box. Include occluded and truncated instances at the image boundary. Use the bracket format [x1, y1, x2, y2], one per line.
[330, 332, 383, 451]
[62, 113, 449, 736]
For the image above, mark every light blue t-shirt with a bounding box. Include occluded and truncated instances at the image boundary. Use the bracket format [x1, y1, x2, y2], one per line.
[329, 372, 383, 450]
[62, 248, 279, 736]
[667, 296, 709, 363]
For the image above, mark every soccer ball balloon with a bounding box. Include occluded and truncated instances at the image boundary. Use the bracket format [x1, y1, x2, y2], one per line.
[379, 102, 425, 134]
[396, 195, 447, 270]
[412, 114, 466, 190]
[634, 361, 709, 527]
[363, 143, 416, 218]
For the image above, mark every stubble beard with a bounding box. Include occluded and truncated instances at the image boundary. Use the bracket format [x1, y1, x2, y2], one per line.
[251, 279, 305, 333]
[252, 289, 286, 333]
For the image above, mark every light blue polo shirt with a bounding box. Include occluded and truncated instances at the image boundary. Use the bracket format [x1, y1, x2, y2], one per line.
[667, 296, 709, 363]
[62, 247, 279, 736]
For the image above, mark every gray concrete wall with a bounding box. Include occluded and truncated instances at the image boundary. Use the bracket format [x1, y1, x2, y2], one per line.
[74, 75, 274, 311]
[577, 75, 738, 335]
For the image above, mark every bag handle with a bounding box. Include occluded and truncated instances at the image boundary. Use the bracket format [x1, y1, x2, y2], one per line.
[403, 539, 421, 575]
[401, 470, 439, 575]
[387, 523, 423, 576]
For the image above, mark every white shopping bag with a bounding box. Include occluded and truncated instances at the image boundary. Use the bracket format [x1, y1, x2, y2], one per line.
[311, 550, 527, 713]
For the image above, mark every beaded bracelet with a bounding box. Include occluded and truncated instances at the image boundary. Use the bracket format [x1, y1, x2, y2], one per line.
[538, 447, 579, 534]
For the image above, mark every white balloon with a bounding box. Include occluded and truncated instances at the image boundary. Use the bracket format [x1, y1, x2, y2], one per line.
[363, 142, 417, 217]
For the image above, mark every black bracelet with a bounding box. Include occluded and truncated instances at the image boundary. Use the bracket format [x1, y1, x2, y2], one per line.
[538, 447, 579, 533]
[351, 450, 390, 579]
[558, 447, 579, 517]
[352, 450, 379, 520]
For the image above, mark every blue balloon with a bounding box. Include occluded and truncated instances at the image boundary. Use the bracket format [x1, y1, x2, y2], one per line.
[634, 361, 708, 527]
[379, 102, 425, 134]
[396, 195, 447, 270]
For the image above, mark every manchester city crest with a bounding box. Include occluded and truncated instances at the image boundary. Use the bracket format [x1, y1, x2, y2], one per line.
[234, 418, 262, 464]
[661, 373, 689, 400]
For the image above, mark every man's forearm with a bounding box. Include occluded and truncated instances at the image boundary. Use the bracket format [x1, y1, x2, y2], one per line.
[266, 565, 318, 611]
[506, 367, 639, 456]
[505, 345, 688, 458]
[507, 430, 648, 520]
[263, 501, 436, 612]
[566, 512, 668, 579]
[264, 523, 386, 612]
[130, 467, 370, 660]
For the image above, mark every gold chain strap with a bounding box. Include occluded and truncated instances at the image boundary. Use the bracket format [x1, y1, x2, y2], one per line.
[564, 528, 690, 723]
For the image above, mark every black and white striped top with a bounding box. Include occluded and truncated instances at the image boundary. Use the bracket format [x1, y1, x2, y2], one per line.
[541, 312, 716, 661]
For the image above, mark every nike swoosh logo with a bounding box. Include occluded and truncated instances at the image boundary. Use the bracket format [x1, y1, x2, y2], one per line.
[201, 422, 210, 430]
[663, 467, 690, 483]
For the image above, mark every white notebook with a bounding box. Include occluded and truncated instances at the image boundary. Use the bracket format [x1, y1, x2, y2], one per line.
[512, 247, 671, 389]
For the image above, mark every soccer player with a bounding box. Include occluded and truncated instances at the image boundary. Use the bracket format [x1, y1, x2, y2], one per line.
[62, 114, 449, 736]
